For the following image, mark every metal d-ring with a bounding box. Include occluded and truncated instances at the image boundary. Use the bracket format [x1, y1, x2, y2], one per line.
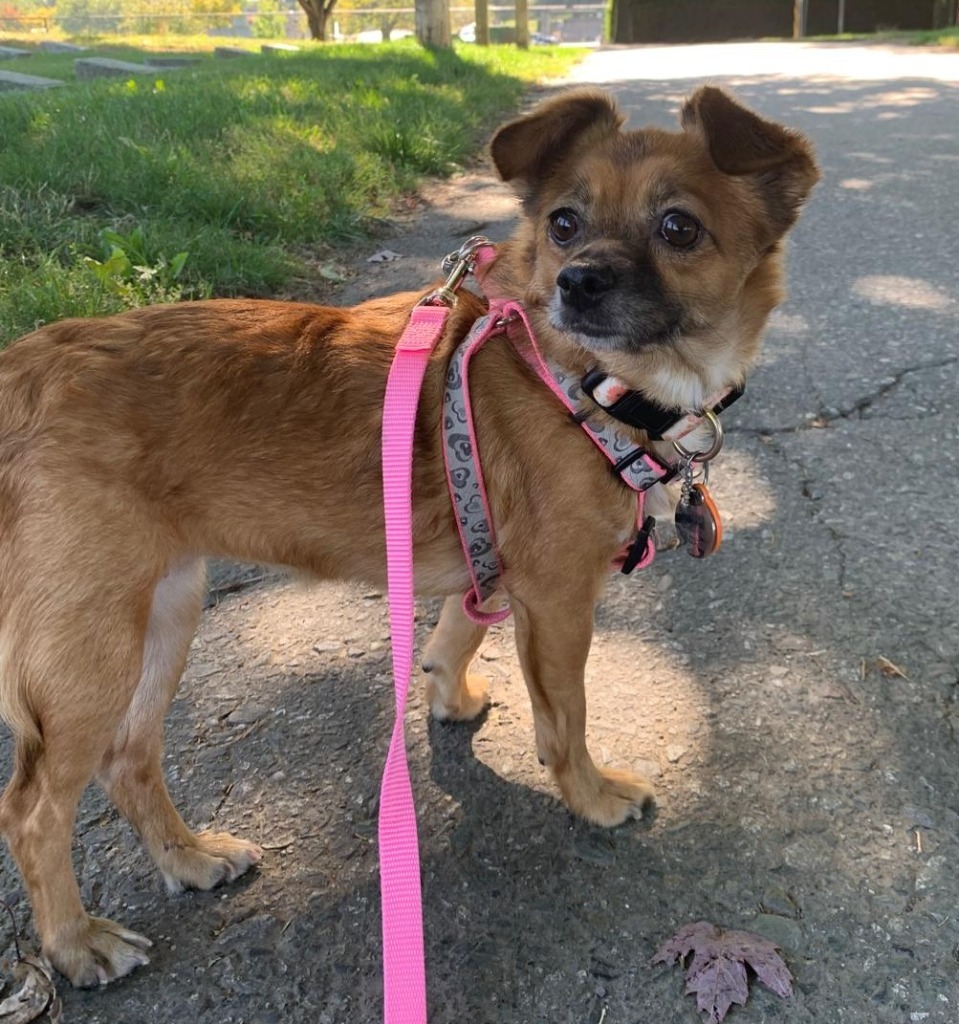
[672, 408, 724, 463]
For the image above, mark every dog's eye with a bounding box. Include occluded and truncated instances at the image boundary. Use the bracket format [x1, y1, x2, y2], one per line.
[660, 211, 701, 249]
[548, 209, 579, 246]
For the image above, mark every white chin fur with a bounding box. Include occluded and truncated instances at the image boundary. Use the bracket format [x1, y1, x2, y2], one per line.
[548, 295, 741, 413]
[645, 366, 710, 411]
[645, 342, 742, 411]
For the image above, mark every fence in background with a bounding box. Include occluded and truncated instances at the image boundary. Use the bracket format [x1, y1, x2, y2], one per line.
[0, 5, 605, 43]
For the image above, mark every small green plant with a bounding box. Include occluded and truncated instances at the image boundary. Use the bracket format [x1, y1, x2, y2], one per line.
[83, 226, 190, 304]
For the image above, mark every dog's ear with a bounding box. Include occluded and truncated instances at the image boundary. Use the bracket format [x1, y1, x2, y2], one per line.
[491, 89, 624, 195]
[681, 87, 819, 234]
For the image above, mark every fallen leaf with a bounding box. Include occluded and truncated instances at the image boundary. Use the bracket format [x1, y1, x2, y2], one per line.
[653, 920, 793, 1023]
[0, 955, 61, 1023]
[317, 263, 347, 282]
[367, 249, 403, 263]
[874, 655, 908, 679]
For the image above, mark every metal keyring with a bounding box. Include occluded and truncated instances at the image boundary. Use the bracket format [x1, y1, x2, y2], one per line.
[672, 408, 724, 463]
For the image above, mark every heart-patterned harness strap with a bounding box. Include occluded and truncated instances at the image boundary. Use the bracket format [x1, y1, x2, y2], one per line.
[441, 297, 674, 625]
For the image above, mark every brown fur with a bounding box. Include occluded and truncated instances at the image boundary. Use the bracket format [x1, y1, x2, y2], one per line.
[0, 88, 818, 987]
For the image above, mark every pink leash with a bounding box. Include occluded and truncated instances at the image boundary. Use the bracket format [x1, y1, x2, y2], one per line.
[379, 303, 450, 1024]
[378, 239, 498, 1023]
[377, 239, 662, 1023]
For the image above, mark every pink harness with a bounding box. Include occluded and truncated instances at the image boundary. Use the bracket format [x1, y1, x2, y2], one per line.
[378, 240, 666, 1023]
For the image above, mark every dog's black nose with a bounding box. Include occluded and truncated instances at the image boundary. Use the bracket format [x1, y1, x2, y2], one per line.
[557, 263, 616, 312]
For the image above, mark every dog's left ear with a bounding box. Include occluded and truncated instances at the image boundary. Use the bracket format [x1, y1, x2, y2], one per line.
[491, 89, 624, 199]
[681, 87, 820, 235]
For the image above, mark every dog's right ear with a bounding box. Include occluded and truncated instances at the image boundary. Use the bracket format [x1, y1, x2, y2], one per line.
[491, 89, 624, 197]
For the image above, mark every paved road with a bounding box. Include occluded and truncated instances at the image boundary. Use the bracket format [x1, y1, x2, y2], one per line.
[1, 41, 958, 1024]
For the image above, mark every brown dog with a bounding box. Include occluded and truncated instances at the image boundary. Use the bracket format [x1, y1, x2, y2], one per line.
[0, 87, 817, 988]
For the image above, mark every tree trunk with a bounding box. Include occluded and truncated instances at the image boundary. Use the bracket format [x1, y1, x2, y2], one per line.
[297, 0, 335, 40]
[415, 0, 451, 47]
[475, 0, 489, 45]
[514, 0, 529, 47]
[792, 0, 807, 38]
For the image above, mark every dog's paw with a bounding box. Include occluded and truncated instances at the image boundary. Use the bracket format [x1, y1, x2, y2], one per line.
[425, 671, 490, 722]
[49, 915, 152, 988]
[556, 764, 656, 828]
[160, 830, 263, 893]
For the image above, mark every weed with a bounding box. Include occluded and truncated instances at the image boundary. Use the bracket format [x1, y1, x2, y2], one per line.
[83, 226, 193, 305]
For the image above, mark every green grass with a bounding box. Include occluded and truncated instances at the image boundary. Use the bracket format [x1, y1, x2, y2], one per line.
[907, 26, 959, 49]
[806, 27, 959, 48]
[0, 37, 582, 345]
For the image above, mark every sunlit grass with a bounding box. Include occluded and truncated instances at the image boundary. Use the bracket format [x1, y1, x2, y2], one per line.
[806, 27, 959, 49]
[0, 38, 583, 343]
[908, 26, 959, 49]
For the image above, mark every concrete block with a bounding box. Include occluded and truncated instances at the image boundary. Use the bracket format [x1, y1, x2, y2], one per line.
[0, 46, 31, 60]
[39, 41, 87, 53]
[74, 57, 161, 79]
[0, 69, 64, 91]
[214, 46, 252, 59]
[145, 56, 202, 68]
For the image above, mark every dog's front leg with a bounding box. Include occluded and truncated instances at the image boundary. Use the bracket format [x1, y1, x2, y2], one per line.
[421, 595, 492, 721]
[511, 589, 655, 827]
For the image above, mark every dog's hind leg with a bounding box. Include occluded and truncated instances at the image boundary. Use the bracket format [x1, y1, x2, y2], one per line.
[96, 560, 262, 897]
[421, 595, 492, 721]
[0, 593, 165, 987]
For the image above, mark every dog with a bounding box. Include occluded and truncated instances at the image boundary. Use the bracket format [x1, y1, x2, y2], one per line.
[0, 86, 818, 988]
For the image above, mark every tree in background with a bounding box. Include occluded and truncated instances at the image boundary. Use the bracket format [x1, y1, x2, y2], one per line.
[120, 0, 237, 34]
[55, 0, 236, 34]
[296, 0, 449, 43]
[55, 0, 122, 33]
[415, 0, 450, 45]
[295, 0, 336, 38]
[335, 0, 411, 40]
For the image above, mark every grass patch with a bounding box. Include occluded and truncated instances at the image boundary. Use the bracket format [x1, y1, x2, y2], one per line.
[907, 26, 959, 49]
[0, 37, 582, 345]
[805, 27, 959, 49]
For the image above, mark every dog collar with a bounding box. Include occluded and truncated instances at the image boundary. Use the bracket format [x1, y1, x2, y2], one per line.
[580, 368, 744, 442]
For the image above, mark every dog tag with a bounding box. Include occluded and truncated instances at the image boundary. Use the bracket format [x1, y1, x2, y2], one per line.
[675, 483, 722, 558]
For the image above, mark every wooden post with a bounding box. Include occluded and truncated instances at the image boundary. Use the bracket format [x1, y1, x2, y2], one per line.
[792, 0, 807, 38]
[515, 0, 529, 47]
[475, 0, 489, 45]
[837, 0, 845, 33]
[415, 0, 451, 46]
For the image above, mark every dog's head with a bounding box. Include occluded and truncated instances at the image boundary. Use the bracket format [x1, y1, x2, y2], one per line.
[488, 87, 819, 411]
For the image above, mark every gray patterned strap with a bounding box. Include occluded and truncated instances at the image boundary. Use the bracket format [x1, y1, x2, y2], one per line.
[541, 357, 674, 493]
[441, 314, 509, 617]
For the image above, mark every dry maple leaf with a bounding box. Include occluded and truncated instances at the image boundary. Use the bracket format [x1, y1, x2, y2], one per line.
[0, 955, 62, 1024]
[652, 920, 793, 1023]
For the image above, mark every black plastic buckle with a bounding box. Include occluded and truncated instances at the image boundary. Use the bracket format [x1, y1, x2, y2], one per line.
[620, 516, 656, 575]
[582, 368, 676, 438]
[582, 368, 745, 440]
[612, 448, 677, 488]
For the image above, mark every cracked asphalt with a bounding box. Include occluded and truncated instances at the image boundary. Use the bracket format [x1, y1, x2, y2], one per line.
[2, 40, 958, 1024]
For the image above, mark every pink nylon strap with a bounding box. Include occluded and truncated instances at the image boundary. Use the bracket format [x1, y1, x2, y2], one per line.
[495, 301, 659, 570]
[379, 302, 449, 1024]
